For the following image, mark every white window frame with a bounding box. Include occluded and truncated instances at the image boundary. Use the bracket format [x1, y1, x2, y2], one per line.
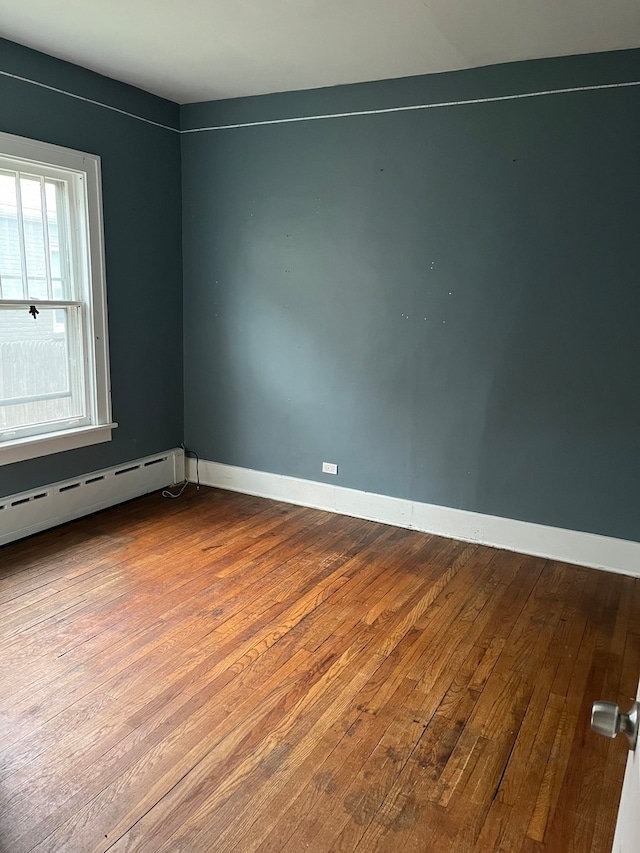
[0, 131, 116, 465]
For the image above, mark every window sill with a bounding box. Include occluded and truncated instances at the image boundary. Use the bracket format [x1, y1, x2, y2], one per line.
[0, 423, 118, 466]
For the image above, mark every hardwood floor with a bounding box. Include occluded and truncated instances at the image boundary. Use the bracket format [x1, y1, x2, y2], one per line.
[0, 486, 638, 852]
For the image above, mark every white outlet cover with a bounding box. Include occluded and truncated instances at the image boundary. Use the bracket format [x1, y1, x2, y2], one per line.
[322, 462, 338, 475]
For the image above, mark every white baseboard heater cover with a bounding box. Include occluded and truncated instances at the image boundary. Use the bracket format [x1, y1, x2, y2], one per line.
[0, 447, 184, 547]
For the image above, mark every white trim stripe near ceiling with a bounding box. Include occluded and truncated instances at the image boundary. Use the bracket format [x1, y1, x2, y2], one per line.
[1, 69, 639, 133]
[182, 80, 640, 132]
[0, 70, 179, 131]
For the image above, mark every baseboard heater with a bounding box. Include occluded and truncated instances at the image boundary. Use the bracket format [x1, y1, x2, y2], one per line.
[0, 447, 184, 547]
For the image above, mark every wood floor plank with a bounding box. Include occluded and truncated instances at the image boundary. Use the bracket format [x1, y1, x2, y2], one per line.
[0, 486, 636, 853]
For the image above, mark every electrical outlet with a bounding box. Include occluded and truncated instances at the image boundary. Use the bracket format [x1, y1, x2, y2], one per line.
[322, 461, 338, 475]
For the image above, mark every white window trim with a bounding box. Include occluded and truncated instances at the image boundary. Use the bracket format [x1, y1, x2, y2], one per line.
[0, 423, 117, 465]
[0, 131, 116, 465]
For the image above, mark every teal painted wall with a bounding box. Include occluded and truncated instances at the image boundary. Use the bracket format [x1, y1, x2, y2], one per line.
[0, 39, 183, 496]
[2, 36, 639, 546]
[181, 50, 640, 542]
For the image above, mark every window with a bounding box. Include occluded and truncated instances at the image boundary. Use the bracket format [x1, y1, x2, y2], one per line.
[0, 131, 115, 465]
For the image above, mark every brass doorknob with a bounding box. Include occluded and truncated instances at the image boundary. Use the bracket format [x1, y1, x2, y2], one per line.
[591, 700, 639, 750]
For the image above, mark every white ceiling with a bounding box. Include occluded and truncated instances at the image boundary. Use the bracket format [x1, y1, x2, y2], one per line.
[1, 0, 639, 104]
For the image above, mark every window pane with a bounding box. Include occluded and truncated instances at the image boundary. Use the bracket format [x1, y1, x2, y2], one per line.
[0, 306, 87, 435]
[0, 172, 23, 298]
[45, 180, 68, 299]
[1, 278, 23, 298]
[0, 172, 72, 302]
[20, 176, 48, 299]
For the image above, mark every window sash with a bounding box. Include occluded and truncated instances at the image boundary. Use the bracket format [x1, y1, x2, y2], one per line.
[0, 152, 93, 443]
[0, 304, 89, 441]
[0, 299, 83, 308]
[0, 167, 74, 303]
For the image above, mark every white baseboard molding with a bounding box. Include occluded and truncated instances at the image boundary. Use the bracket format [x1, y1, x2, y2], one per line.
[187, 458, 640, 578]
[0, 447, 184, 547]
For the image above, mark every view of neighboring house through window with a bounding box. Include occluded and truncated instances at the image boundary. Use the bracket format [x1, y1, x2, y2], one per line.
[0, 132, 114, 465]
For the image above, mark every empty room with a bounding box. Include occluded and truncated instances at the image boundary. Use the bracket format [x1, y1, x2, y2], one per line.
[1, 2, 640, 851]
